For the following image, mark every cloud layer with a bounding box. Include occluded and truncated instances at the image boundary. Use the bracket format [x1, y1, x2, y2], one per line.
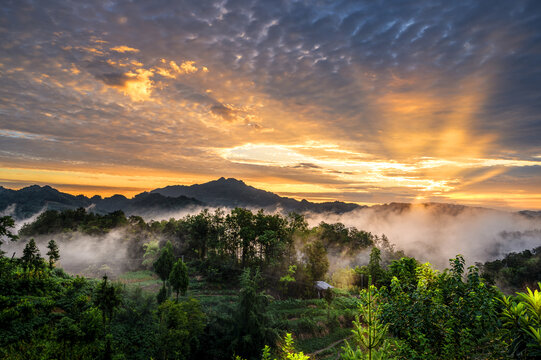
[0, 0, 540, 208]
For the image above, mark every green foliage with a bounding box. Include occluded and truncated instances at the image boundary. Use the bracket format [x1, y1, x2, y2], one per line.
[19, 208, 128, 236]
[481, 246, 541, 292]
[0, 215, 18, 255]
[315, 222, 374, 250]
[279, 265, 297, 298]
[304, 239, 329, 283]
[21, 238, 43, 272]
[499, 282, 541, 357]
[94, 274, 122, 332]
[232, 268, 277, 360]
[157, 284, 168, 305]
[111, 287, 158, 360]
[153, 241, 175, 285]
[380, 255, 502, 359]
[169, 259, 189, 301]
[157, 298, 205, 360]
[235, 333, 309, 360]
[46, 239, 60, 269]
[142, 239, 160, 269]
[341, 284, 395, 360]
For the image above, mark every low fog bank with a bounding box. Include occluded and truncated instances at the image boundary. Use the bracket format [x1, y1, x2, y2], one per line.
[4, 203, 541, 275]
[3, 229, 141, 278]
[305, 205, 541, 268]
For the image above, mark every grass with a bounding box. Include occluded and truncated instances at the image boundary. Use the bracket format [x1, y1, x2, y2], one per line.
[114, 269, 358, 357]
[297, 327, 352, 354]
[116, 270, 161, 290]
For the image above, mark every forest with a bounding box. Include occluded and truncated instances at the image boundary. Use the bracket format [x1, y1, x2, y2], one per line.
[1, 208, 541, 359]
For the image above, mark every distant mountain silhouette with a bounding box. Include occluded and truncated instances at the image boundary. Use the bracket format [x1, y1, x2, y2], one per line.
[0, 185, 202, 219]
[1, 178, 538, 220]
[150, 177, 362, 213]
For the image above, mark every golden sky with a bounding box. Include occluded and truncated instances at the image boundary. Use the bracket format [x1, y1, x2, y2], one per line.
[1, 1, 541, 210]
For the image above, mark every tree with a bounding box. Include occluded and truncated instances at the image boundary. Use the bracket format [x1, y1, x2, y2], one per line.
[21, 238, 42, 270]
[341, 283, 394, 360]
[0, 216, 18, 256]
[232, 268, 276, 360]
[94, 274, 122, 332]
[142, 239, 160, 269]
[304, 239, 329, 282]
[367, 247, 385, 286]
[279, 265, 297, 298]
[94, 274, 122, 360]
[169, 259, 189, 301]
[46, 239, 60, 269]
[158, 299, 205, 360]
[154, 241, 175, 287]
[227, 208, 257, 268]
[379, 256, 502, 359]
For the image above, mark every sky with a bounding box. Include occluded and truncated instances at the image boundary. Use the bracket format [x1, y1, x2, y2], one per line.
[0, 0, 540, 210]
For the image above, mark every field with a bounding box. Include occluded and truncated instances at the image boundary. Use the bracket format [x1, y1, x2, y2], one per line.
[115, 270, 358, 359]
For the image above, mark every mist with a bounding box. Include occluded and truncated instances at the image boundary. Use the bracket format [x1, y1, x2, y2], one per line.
[305, 205, 541, 268]
[4, 203, 541, 277]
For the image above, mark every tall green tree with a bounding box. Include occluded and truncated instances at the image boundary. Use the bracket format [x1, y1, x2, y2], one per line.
[94, 274, 122, 360]
[304, 239, 329, 282]
[0, 215, 18, 256]
[154, 241, 175, 287]
[169, 259, 189, 301]
[46, 239, 60, 269]
[21, 238, 42, 270]
[367, 247, 385, 286]
[157, 299, 205, 360]
[232, 268, 276, 360]
[94, 274, 122, 332]
[341, 283, 394, 360]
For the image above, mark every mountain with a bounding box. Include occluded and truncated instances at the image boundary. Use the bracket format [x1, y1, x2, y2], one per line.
[2, 179, 540, 221]
[0, 185, 203, 219]
[0, 185, 92, 219]
[150, 177, 362, 213]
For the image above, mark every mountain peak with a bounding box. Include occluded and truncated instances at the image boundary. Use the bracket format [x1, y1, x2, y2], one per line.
[151, 178, 360, 213]
[215, 177, 245, 185]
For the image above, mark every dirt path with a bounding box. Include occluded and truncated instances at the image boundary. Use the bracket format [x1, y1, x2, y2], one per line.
[307, 336, 351, 358]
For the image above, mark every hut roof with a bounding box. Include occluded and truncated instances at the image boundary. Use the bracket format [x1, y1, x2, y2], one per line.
[314, 281, 334, 290]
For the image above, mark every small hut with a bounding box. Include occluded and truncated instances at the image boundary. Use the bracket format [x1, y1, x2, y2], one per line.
[314, 281, 334, 298]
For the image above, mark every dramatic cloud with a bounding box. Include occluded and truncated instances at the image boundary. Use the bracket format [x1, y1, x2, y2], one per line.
[0, 0, 540, 209]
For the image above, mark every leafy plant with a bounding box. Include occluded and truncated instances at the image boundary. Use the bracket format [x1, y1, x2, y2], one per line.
[341, 283, 395, 360]
[499, 282, 541, 357]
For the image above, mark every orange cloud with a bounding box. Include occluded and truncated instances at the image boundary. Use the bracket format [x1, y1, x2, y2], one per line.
[110, 45, 140, 53]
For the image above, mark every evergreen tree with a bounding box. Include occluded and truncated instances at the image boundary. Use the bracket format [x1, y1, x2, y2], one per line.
[304, 239, 329, 282]
[232, 268, 275, 360]
[94, 274, 122, 332]
[153, 241, 175, 287]
[0, 215, 18, 256]
[341, 282, 393, 360]
[368, 247, 384, 286]
[46, 239, 60, 269]
[21, 238, 42, 270]
[169, 259, 189, 301]
[157, 284, 168, 304]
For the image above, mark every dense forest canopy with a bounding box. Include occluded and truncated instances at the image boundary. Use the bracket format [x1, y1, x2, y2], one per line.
[1, 208, 540, 359]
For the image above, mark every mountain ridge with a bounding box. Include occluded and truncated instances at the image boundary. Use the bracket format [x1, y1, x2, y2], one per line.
[1, 179, 539, 220]
[150, 177, 362, 213]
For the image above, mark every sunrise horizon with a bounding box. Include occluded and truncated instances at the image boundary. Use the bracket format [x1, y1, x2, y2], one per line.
[1, 1, 540, 212]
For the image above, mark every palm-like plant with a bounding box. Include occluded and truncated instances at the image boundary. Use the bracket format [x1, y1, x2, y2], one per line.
[500, 282, 541, 357]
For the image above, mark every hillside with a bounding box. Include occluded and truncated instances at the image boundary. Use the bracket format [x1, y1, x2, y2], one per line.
[151, 177, 361, 213]
[0, 185, 203, 219]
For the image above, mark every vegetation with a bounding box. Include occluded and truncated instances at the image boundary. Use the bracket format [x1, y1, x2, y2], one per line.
[1, 208, 541, 359]
[480, 245, 541, 292]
